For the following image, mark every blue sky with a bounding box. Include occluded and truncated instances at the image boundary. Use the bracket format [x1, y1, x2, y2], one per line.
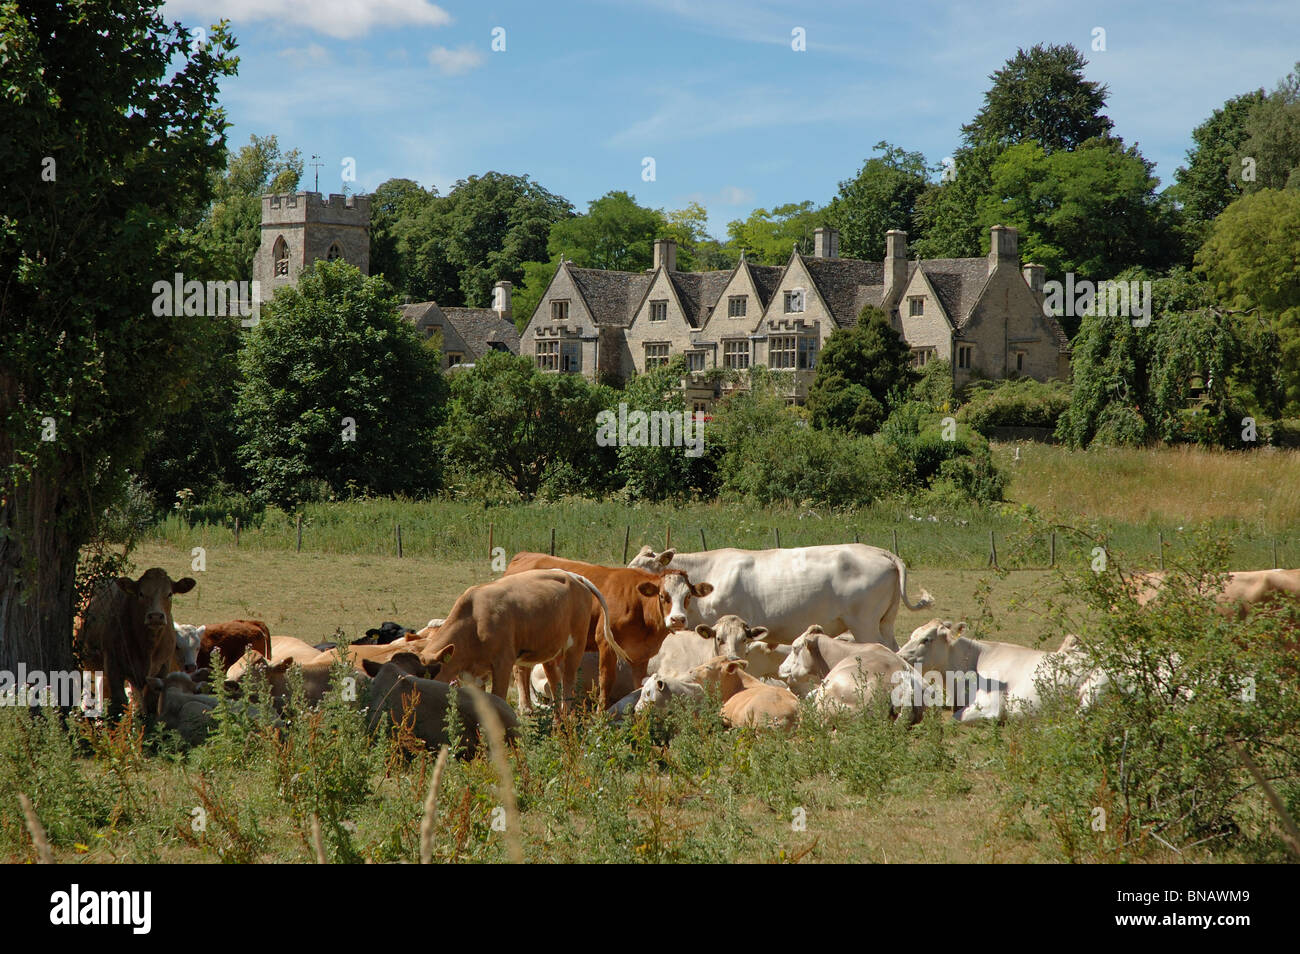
[164, 0, 1300, 236]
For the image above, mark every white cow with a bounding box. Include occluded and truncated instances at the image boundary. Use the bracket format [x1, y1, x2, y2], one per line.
[813, 647, 925, 722]
[778, 624, 879, 697]
[174, 623, 203, 672]
[896, 619, 1098, 721]
[629, 544, 933, 649]
[648, 615, 790, 679]
[633, 673, 706, 714]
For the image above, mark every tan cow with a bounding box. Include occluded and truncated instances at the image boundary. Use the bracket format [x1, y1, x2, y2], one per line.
[813, 646, 924, 722]
[528, 652, 638, 708]
[1130, 568, 1300, 617]
[689, 655, 799, 730]
[225, 636, 322, 681]
[313, 638, 432, 672]
[778, 624, 881, 697]
[418, 569, 618, 713]
[227, 651, 366, 708]
[78, 568, 197, 718]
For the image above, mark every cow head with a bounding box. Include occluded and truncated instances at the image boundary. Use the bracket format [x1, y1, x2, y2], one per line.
[636, 570, 712, 632]
[363, 651, 441, 681]
[173, 623, 203, 673]
[897, 619, 967, 675]
[778, 625, 828, 690]
[688, 654, 748, 695]
[414, 644, 457, 681]
[628, 546, 676, 572]
[696, 615, 768, 658]
[117, 569, 196, 636]
[634, 673, 703, 714]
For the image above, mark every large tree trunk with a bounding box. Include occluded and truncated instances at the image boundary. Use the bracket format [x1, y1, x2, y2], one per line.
[0, 470, 81, 674]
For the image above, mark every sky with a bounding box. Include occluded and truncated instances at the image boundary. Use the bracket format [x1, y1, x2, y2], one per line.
[163, 0, 1300, 236]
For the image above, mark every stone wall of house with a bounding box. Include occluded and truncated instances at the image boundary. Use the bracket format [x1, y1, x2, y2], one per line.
[519, 265, 601, 377]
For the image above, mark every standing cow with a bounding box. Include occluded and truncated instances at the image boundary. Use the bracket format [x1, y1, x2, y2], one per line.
[504, 553, 714, 709]
[78, 568, 197, 718]
[629, 544, 933, 649]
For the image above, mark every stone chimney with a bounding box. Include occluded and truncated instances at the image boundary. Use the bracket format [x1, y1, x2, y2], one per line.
[988, 225, 1018, 275]
[883, 229, 908, 298]
[492, 280, 513, 320]
[1022, 264, 1045, 296]
[813, 226, 840, 259]
[653, 238, 677, 272]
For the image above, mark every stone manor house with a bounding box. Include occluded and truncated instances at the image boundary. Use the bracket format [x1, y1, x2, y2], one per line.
[253, 191, 1069, 402]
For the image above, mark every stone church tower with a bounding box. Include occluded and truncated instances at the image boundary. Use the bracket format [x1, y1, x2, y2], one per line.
[252, 191, 370, 296]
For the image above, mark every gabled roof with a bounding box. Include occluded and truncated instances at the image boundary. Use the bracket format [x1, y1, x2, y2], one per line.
[669, 270, 733, 328]
[401, 301, 445, 333]
[440, 307, 520, 357]
[801, 257, 885, 327]
[916, 258, 989, 327]
[742, 262, 784, 308]
[566, 266, 652, 327]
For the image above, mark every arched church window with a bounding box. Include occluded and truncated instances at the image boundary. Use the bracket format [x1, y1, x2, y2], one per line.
[273, 236, 289, 276]
[327, 242, 343, 262]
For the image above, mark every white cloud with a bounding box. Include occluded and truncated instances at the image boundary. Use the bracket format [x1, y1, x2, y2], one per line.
[163, 0, 451, 39]
[427, 44, 485, 76]
[278, 43, 330, 67]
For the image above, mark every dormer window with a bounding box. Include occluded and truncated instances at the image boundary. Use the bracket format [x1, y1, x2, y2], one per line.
[784, 289, 805, 314]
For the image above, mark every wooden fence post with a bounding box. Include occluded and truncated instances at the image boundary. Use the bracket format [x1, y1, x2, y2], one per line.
[774, 528, 781, 548]
[700, 529, 707, 551]
[296, 514, 303, 553]
[854, 530, 859, 544]
[666, 525, 671, 550]
[1158, 532, 1165, 571]
[1050, 531, 1056, 568]
[488, 522, 494, 559]
[989, 530, 998, 569]
[396, 524, 403, 559]
[623, 526, 630, 564]
[892, 528, 899, 556]
[234, 517, 240, 548]
[1273, 538, 1279, 568]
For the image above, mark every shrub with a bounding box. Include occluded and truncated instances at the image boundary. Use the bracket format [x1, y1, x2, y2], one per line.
[958, 378, 1071, 434]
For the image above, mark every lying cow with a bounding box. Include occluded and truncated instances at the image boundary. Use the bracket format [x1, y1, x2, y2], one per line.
[227, 651, 366, 709]
[633, 673, 706, 714]
[689, 656, 800, 730]
[314, 638, 433, 673]
[1131, 568, 1300, 617]
[528, 652, 638, 708]
[503, 553, 712, 709]
[778, 625, 878, 697]
[897, 619, 1095, 721]
[355, 621, 418, 645]
[363, 653, 519, 758]
[813, 647, 924, 722]
[78, 568, 197, 718]
[225, 636, 322, 681]
[419, 569, 619, 713]
[649, 615, 789, 680]
[629, 544, 933, 649]
[196, 619, 270, 669]
[146, 670, 218, 744]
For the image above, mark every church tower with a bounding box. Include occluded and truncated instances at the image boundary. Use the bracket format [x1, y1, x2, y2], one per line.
[252, 191, 371, 296]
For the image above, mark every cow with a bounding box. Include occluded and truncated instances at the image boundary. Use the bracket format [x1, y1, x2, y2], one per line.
[145, 670, 218, 745]
[688, 655, 800, 730]
[629, 544, 933, 649]
[196, 619, 270, 670]
[355, 621, 418, 645]
[1129, 568, 1300, 617]
[528, 652, 638, 708]
[503, 553, 714, 709]
[227, 651, 366, 709]
[77, 568, 197, 718]
[418, 568, 619, 713]
[633, 673, 706, 714]
[779, 624, 887, 697]
[362, 653, 519, 758]
[225, 636, 322, 681]
[812, 647, 924, 722]
[648, 615, 780, 678]
[313, 638, 433, 673]
[174, 623, 203, 673]
[896, 619, 1096, 722]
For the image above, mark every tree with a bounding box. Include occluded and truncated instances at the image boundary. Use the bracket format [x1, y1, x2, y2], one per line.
[725, 201, 824, 264]
[962, 43, 1112, 153]
[1171, 90, 1268, 229]
[0, 3, 237, 672]
[912, 143, 1002, 259]
[662, 202, 731, 271]
[368, 177, 437, 297]
[1232, 65, 1300, 193]
[806, 307, 917, 434]
[1197, 188, 1300, 409]
[827, 142, 931, 260]
[511, 259, 560, 332]
[236, 260, 447, 505]
[615, 356, 718, 500]
[406, 172, 572, 306]
[439, 352, 611, 500]
[547, 191, 665, 271]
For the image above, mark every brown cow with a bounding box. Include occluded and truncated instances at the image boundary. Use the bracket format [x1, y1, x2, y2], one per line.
[417, 568, 618, 713]
[77, 568, 197, 718]
[689, 655, 800, 730]
[197, 619, 270, 669]
[504, 552, 714, 709]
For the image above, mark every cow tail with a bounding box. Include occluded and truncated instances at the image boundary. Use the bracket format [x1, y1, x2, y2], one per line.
[563, 572, 631, 664]
[892, 555, 934, 611]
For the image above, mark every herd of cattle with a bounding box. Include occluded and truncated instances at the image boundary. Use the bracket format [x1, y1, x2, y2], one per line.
[73, 546, 1300, 750]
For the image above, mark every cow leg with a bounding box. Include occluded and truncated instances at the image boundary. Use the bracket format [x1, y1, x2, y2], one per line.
[490, 661, 513, 703]
[513, 665, 534, 715]
[541, 659, 568, 715]
[596, 638, 621, 711]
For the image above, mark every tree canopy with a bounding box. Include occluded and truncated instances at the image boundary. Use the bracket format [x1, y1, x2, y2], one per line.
[806, 306, 917, 434]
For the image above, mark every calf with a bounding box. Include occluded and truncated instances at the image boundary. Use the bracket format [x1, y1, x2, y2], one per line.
[363, 653, 518, 758]
[688, 655, 800, 730]
[633, 673, 706, 714]
[504, 552, 713, 708]
[197, 619, 270, 669]
[779, 624, 884, 697]
[419, 569, 618, 713]
[78, 568, 197, 718]
[174, 623, 203, 673]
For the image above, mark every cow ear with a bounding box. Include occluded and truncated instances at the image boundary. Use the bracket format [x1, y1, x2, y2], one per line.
[637, 581, 659, 597]
[691, 582, 713, 597]
[432, 645, 455, 662]
[362, 658, 383, 677]
[172, 577, 197, 594]
[657, 549, 676, 566]
[116, 577, 138, 595]
[748, 626, 769, 641]
[656, 678, 666, 691]
[271, 659, 293, 674]
[695, 624, 715, 640]
[948, 623, 966, 643]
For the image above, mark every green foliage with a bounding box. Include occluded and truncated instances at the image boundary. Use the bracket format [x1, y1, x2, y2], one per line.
[1171, 89, 1268, 231]
[725, 201, 824, 264]
[911, 359, 955, 411]
[368, 177, 438, 295]
[236, 260, 447, 506]
[547, 190, 664, 272]
[439, 351, 614, 501]
[878, 401, 1006, 505]
[613, 357, 719, 500]
[807, 306, 917, 434]
[912, 143, 1001, 260]
[961, 43, 1113, 153]
[826, 142, 931, 260]
[1055, 308, 1151, 448]
[1232, 63, 1300, 194]
[958, 378, 1072, 435]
